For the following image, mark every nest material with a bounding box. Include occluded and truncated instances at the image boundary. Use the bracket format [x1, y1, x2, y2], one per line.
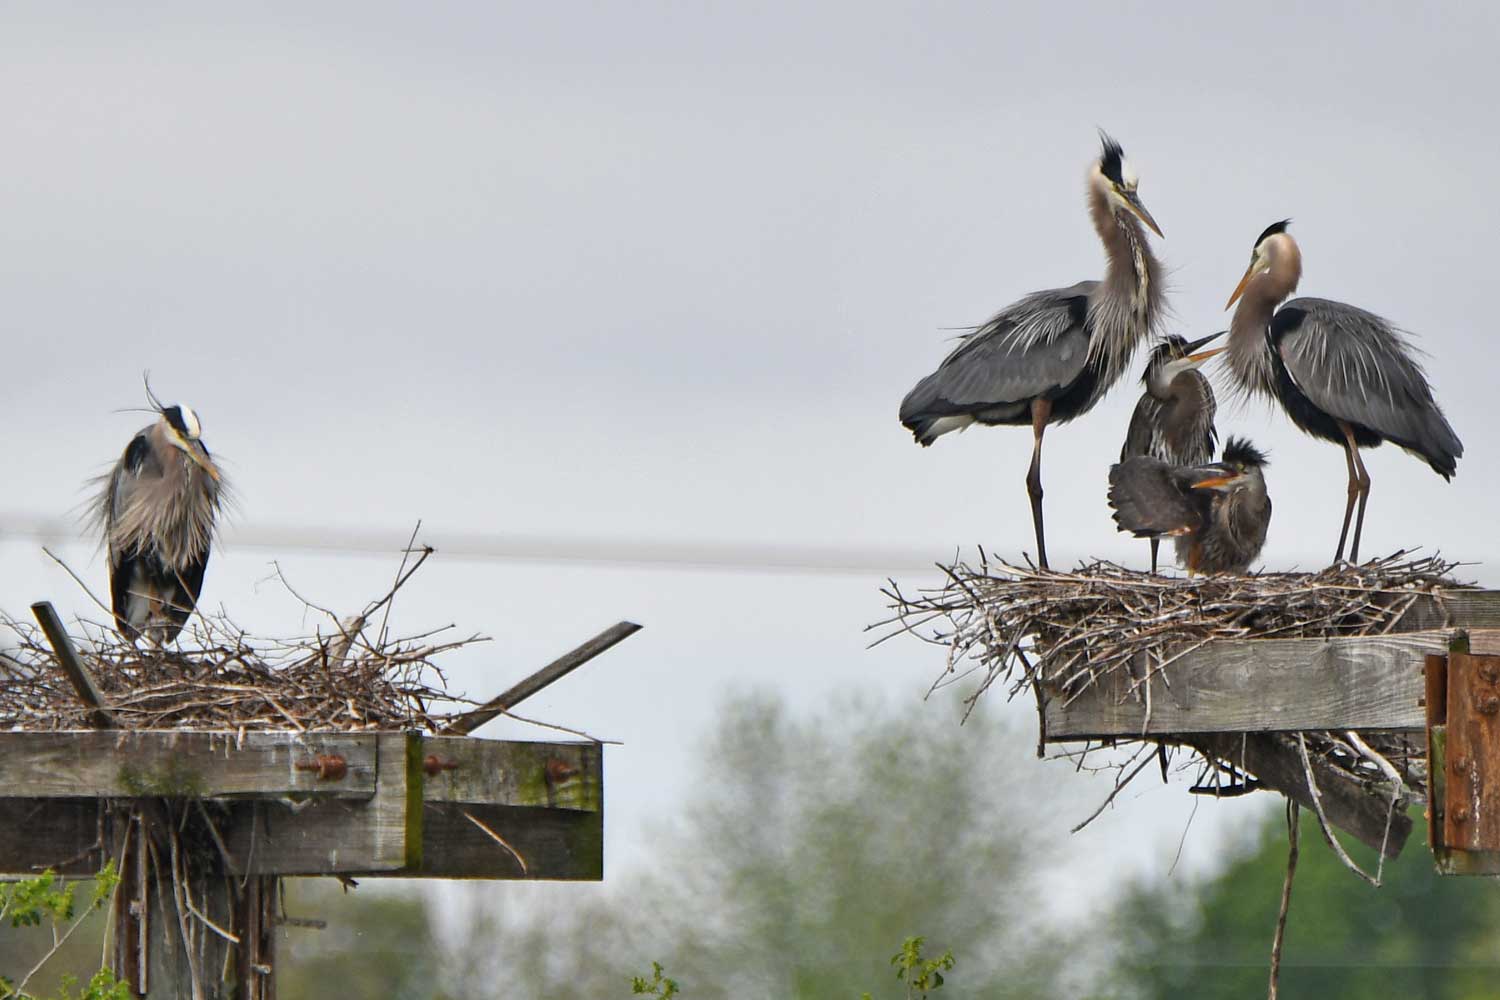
[878, 550, 1470, 866]
[879, 549, 1465, 711]
[0, 548, 486, 733]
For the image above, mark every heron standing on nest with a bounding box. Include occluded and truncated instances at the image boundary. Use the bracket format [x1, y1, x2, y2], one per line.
[1108, 437, 1272, 574]
[1120, 332, 1225, 572]
[899, 133, 1167, 570]
[1222, 220, 1462, 564]
[94, 397, 226, 643]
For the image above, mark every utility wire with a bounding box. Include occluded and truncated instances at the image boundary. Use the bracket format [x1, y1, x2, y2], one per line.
[0, 514, 946, 576]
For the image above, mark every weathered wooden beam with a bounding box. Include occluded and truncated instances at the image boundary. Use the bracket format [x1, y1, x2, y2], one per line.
[1441, 650, 1500, 853]
[1181, 733, 1411, 858]
[0, 731, 378, 799]
[395, 802, 604, 880]
[443, 621, 641, 735]
[31, 601, 115, 729]
[0, 798, 102, 876]
[1044, 629, 1500, 740]
[420, 737, 600, 810]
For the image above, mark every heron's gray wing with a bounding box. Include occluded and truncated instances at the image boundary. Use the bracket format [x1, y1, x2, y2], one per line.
[1120, 392, 1162, 461]
[1160, 371, 1218, 465]
[902, 283, 1096, 425]
[1274, 298, 1463, 475]
[1107, 457, 1204, 538]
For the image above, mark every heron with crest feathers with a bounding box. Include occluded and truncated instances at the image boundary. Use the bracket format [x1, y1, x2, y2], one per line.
[1119, 331, 1226, 572]
[899, 132, 1167, 569]
[1221, 220, 1462, 564]
[92, 386, 227, 644]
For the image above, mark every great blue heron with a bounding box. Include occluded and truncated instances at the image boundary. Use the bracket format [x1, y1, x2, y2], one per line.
[93, 398, 226, 643]
[1108, 437, 1271, 574]
[899, 133, 1167, 569]
[1222, 221, 1462, 564]
[1120, 332, 1224, 572]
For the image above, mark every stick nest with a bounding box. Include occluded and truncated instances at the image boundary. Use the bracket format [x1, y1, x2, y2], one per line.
[878, 549, 1465, 714]
[877, 550, 1471, 870]
[0, 546, 487, 733]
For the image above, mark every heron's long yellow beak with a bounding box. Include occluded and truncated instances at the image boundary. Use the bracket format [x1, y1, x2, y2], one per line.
[1186, 346, 1226, 364]
[1122, 191, 1164, 239]
[1190, 473, 1240, 490]
[1225, 263, 1257, 310]
[186, 444, 222, 483]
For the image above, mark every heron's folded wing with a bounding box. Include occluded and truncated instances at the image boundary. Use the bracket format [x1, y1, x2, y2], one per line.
[902, 284, 1095, 418]
[1274, 298, 1463, 474]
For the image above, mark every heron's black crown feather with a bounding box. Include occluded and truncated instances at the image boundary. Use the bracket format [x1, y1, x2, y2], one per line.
[1255, 219, 1292, 246]
[1098, 132, 1125, 184]
[1222, 436, 1269, 468]
[162, 406, 189, 436]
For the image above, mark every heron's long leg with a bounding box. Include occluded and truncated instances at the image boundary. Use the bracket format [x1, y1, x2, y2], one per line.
[1148, 538, 1160, 575]
[1348, 440, 1372, 564]
[1333, 422, 1361, 564]
[1027, 399, 1052, 571]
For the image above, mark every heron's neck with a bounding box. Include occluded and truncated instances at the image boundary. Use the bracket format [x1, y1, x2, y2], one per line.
[1087, 191, 1164, 387]
[1227, 281, 1284, 403]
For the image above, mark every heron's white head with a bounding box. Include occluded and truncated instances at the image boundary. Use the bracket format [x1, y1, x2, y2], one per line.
[1226, 220, 1302, 309]
[1092, 132, 1164, 239]
[160, 404, 221, 482]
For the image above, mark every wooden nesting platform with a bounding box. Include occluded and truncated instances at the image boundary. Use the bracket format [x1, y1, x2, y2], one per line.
[0, 729, 602, 881]
[1039, 590, 1500, 869]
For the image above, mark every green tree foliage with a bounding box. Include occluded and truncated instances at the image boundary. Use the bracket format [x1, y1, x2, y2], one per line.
[425, 692, 1076, 999]
[0, 867, 123, 1000]
[278, 881, 441, 1000]
[1112, 809, 1500, 999]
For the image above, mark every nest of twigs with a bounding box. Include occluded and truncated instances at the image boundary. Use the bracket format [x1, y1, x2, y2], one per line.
[876, 549, 1472, 875]
[0, 545, 488, 733]
[877, 549, 1465, 714]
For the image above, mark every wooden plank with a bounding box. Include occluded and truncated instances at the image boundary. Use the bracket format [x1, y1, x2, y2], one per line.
[0, 798, 102, 877]
[1044, 629, 1500, 740]
[1441, 652, 1500, 851]
[391, 802, 603, 880]
[443, 621, 641, 736]
[31, 601, 115, 729]
[1426, 653, 1448, 857]
[420, 737, 601, 811]
[1183, 733, 1412, 858]
[223, 732, 414, 875]
[0, 731, 377, 799]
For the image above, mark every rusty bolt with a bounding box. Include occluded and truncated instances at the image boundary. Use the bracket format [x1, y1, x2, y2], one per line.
[546, 758, 580, 783]
[1454, 807, 1471, 823]
[1453, 754, 1469, 772]
[295, 754, 348, 781]
[423, 755, 460, 777]
[1482, 664, 1500, 683]
[1482, 696, 1500, 716]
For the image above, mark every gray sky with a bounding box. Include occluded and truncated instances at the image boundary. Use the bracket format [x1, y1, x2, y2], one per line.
[2, 1, 1495, 918]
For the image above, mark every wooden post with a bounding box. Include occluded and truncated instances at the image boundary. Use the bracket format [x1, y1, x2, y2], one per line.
[1442, 646, 1500, 852]
[31, 601, 115, 729]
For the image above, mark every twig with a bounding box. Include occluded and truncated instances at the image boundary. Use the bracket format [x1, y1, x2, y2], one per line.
[462, 810, 528, 874]
[1071, 745, 1156, 834]
[1295, 733, 1379, 886]
[1268, 801, 1299, 1000]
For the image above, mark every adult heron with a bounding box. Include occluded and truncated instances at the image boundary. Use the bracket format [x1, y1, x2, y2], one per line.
[1120, 332, 1224, 572]
[1223, 221, 1462, 563]
[900, 133, 1167, 569]
[1108, 437, 1271, 575]
[93, 398, 226, 643]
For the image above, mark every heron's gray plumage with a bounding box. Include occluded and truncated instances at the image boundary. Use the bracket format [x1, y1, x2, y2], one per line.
[1272, 298, 1461, 477]
[92, 406, 226, 643]
[897, 133, 1168, 570]
[1224, 222, 1461, 563]
[1108, 437, 1271, 574]
[1121, 336, 1219, 466]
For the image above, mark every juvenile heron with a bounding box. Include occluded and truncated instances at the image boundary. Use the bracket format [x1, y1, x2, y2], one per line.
[1120, 332, 1224, 572]
[1223, 221, 1462, 564]
[900, 133, 1167, 569]
[1108, 437, 1271, 575]
[94, 399, 226, 643]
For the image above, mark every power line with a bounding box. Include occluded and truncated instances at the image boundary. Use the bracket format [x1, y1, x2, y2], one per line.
[0, 514, 946, 577]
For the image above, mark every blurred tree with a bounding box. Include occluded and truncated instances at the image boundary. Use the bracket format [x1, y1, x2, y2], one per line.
[1111, 809, 1500, 999]
[279, 881, 440, 1000]
[422, 692, 1076, 999]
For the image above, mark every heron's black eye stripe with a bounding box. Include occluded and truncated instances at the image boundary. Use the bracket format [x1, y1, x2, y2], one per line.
[162, 406, 187, 435]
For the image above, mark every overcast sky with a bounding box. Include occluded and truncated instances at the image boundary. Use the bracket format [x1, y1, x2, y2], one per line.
[2, 2, 1496, 917]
